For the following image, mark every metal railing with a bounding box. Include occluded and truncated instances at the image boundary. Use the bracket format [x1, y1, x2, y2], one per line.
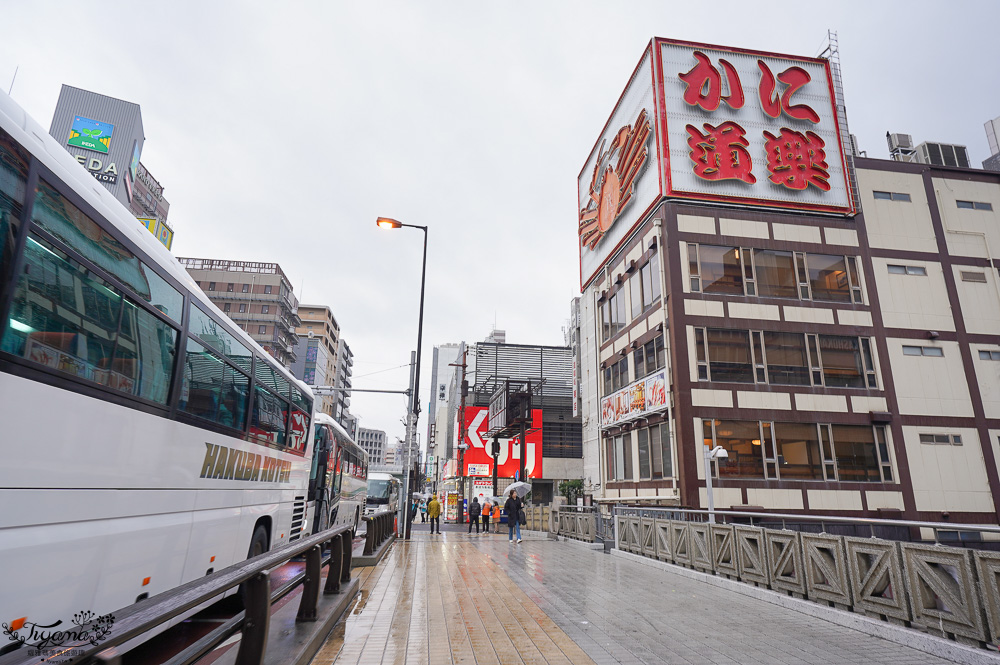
[0, 524, 355, 665]
[363, 510, 395, 556]
[609, 505, 1000, 650]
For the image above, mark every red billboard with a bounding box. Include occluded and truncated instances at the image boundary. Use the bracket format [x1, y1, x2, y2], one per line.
[461, 406, 542, 479]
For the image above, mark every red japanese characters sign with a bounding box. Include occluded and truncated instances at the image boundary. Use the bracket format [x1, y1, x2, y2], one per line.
[658, 38, 853, 214]
[577, 38, 854, 291]
[461, 407, 543, 479]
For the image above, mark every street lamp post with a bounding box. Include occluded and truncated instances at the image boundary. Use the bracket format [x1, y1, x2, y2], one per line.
[377, 217, 427, 540]
[703, 445, 729, 524]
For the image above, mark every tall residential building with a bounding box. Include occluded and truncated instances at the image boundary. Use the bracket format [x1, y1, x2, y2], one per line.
[358, 428, 387, 464]
[577, 37, 1000, 525]
[291, 305, 340, 417]
[178, 258, 301, 367]
[333, 339, 354, 429]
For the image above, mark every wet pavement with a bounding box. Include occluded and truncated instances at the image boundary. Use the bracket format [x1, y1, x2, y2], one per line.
[313, 523, 963, 665]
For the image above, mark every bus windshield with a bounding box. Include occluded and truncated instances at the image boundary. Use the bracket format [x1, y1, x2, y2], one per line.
[368, 479, 393, 502]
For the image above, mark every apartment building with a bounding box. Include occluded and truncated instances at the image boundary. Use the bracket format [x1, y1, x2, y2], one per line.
[179, 258, 300, 367]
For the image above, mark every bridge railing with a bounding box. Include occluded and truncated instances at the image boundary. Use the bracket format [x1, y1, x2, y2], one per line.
[0, 524, 356, 665]
[610, 505, 1000, 650]
[553, 506, 598, 542]
[523, 504, 553, 533]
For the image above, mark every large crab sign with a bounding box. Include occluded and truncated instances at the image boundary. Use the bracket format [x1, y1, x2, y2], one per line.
[579, 109, 651, 250]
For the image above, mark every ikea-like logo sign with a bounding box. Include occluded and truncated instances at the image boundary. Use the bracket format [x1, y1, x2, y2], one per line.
[67, 115, 114, 154]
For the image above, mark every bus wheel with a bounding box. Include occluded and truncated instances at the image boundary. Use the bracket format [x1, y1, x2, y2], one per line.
[247, 525, 269, 559]
[352, 508, 360, 538]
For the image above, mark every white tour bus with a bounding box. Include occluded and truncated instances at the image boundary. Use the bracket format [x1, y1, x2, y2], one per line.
[365, 472, 400, 516]
[0, 89, 318, 647]
[309, 413, 368, 535]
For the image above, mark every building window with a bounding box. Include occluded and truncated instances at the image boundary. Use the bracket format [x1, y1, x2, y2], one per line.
[208, 281, 216, 291]
[242, 283, 250, 293]
[703, 420, 766, 479]
[239, 303, 247, 313]
[754, 249, 798, 299]
[629, 270, 643, 320]
[887, 264, 927, 276]
[608, 356, 628, 393]
[703, 420, 891, 482]
[902, 345, 943, 357]
[697, 327, 876, 389]
[264, 285, 272, 294]
[806, 254, 854, 303]
[648, 422, 672, 479]
[633, 335, 666, 380]
[961, 271, 987, 283]
[262, 305, 269, 314]
[690, 244, 743, 295]
[979, 350, 1000, 361]
[641, 248, 661, 309]
[637, 428, 651, 479]
[223, 303, 231, 312]
[691, 243, 861, 303]
[873, 191, 911, 202]
[919, 433, 963, 445]
[227, 283, 234, 292]
[762, 331, 810, 385]
[605, 437, 616, 482]
[600, 289, 627, 341]
[258, 325, 266, 335]
[957, 200, 993, 211]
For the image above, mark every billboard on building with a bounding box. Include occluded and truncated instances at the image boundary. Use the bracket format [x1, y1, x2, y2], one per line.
[578, 44, 661, 291]
[462, 406, 542, 479]
[600, 370, 667, 428]
[578, 38, 855, 290]
[67, 115, 114, 154]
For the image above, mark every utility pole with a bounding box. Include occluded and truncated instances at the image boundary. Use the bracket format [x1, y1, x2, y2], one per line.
[399, 351, 416, 539]
[491, 436, 499, 497]
[451, 348, 468, 526]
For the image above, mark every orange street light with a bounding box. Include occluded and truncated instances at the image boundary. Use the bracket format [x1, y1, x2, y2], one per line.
[376, 217, 402, 229]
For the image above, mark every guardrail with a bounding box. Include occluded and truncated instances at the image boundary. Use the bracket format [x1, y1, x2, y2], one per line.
[554, 506, 598, 543]
[363, 510, 395, 556]
[611, 506, 1000, 650]
[523, 504, 552, 533]
[0, 524, 355, 665]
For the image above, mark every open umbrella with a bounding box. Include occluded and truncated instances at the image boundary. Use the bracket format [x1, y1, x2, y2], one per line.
[505, 481, 531, 497]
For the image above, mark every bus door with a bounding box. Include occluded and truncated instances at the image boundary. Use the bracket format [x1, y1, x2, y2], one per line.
[309, 425, 332, 533]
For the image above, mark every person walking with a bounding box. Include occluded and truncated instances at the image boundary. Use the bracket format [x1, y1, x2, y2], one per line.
[420, 500, 427, 523]
[468, 496, 481, 534]
[492, 503, 501, 533]
[427, 494, 441, 534]
[504, 489, 523, 543]
[481, 498, 491, 534]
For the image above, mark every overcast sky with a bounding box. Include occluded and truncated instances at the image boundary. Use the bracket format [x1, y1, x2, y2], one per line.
[4, 1, 998, 449]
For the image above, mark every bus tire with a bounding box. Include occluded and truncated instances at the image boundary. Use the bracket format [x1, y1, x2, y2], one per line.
[352, 508, 360, 538]
[247, 525, 269, 559]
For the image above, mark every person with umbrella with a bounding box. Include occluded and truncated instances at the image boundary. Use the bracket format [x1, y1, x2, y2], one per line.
[504, 488, 523, 543]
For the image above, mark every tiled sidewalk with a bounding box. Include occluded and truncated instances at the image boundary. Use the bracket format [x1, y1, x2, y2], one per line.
[313, 531, 963, 665]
